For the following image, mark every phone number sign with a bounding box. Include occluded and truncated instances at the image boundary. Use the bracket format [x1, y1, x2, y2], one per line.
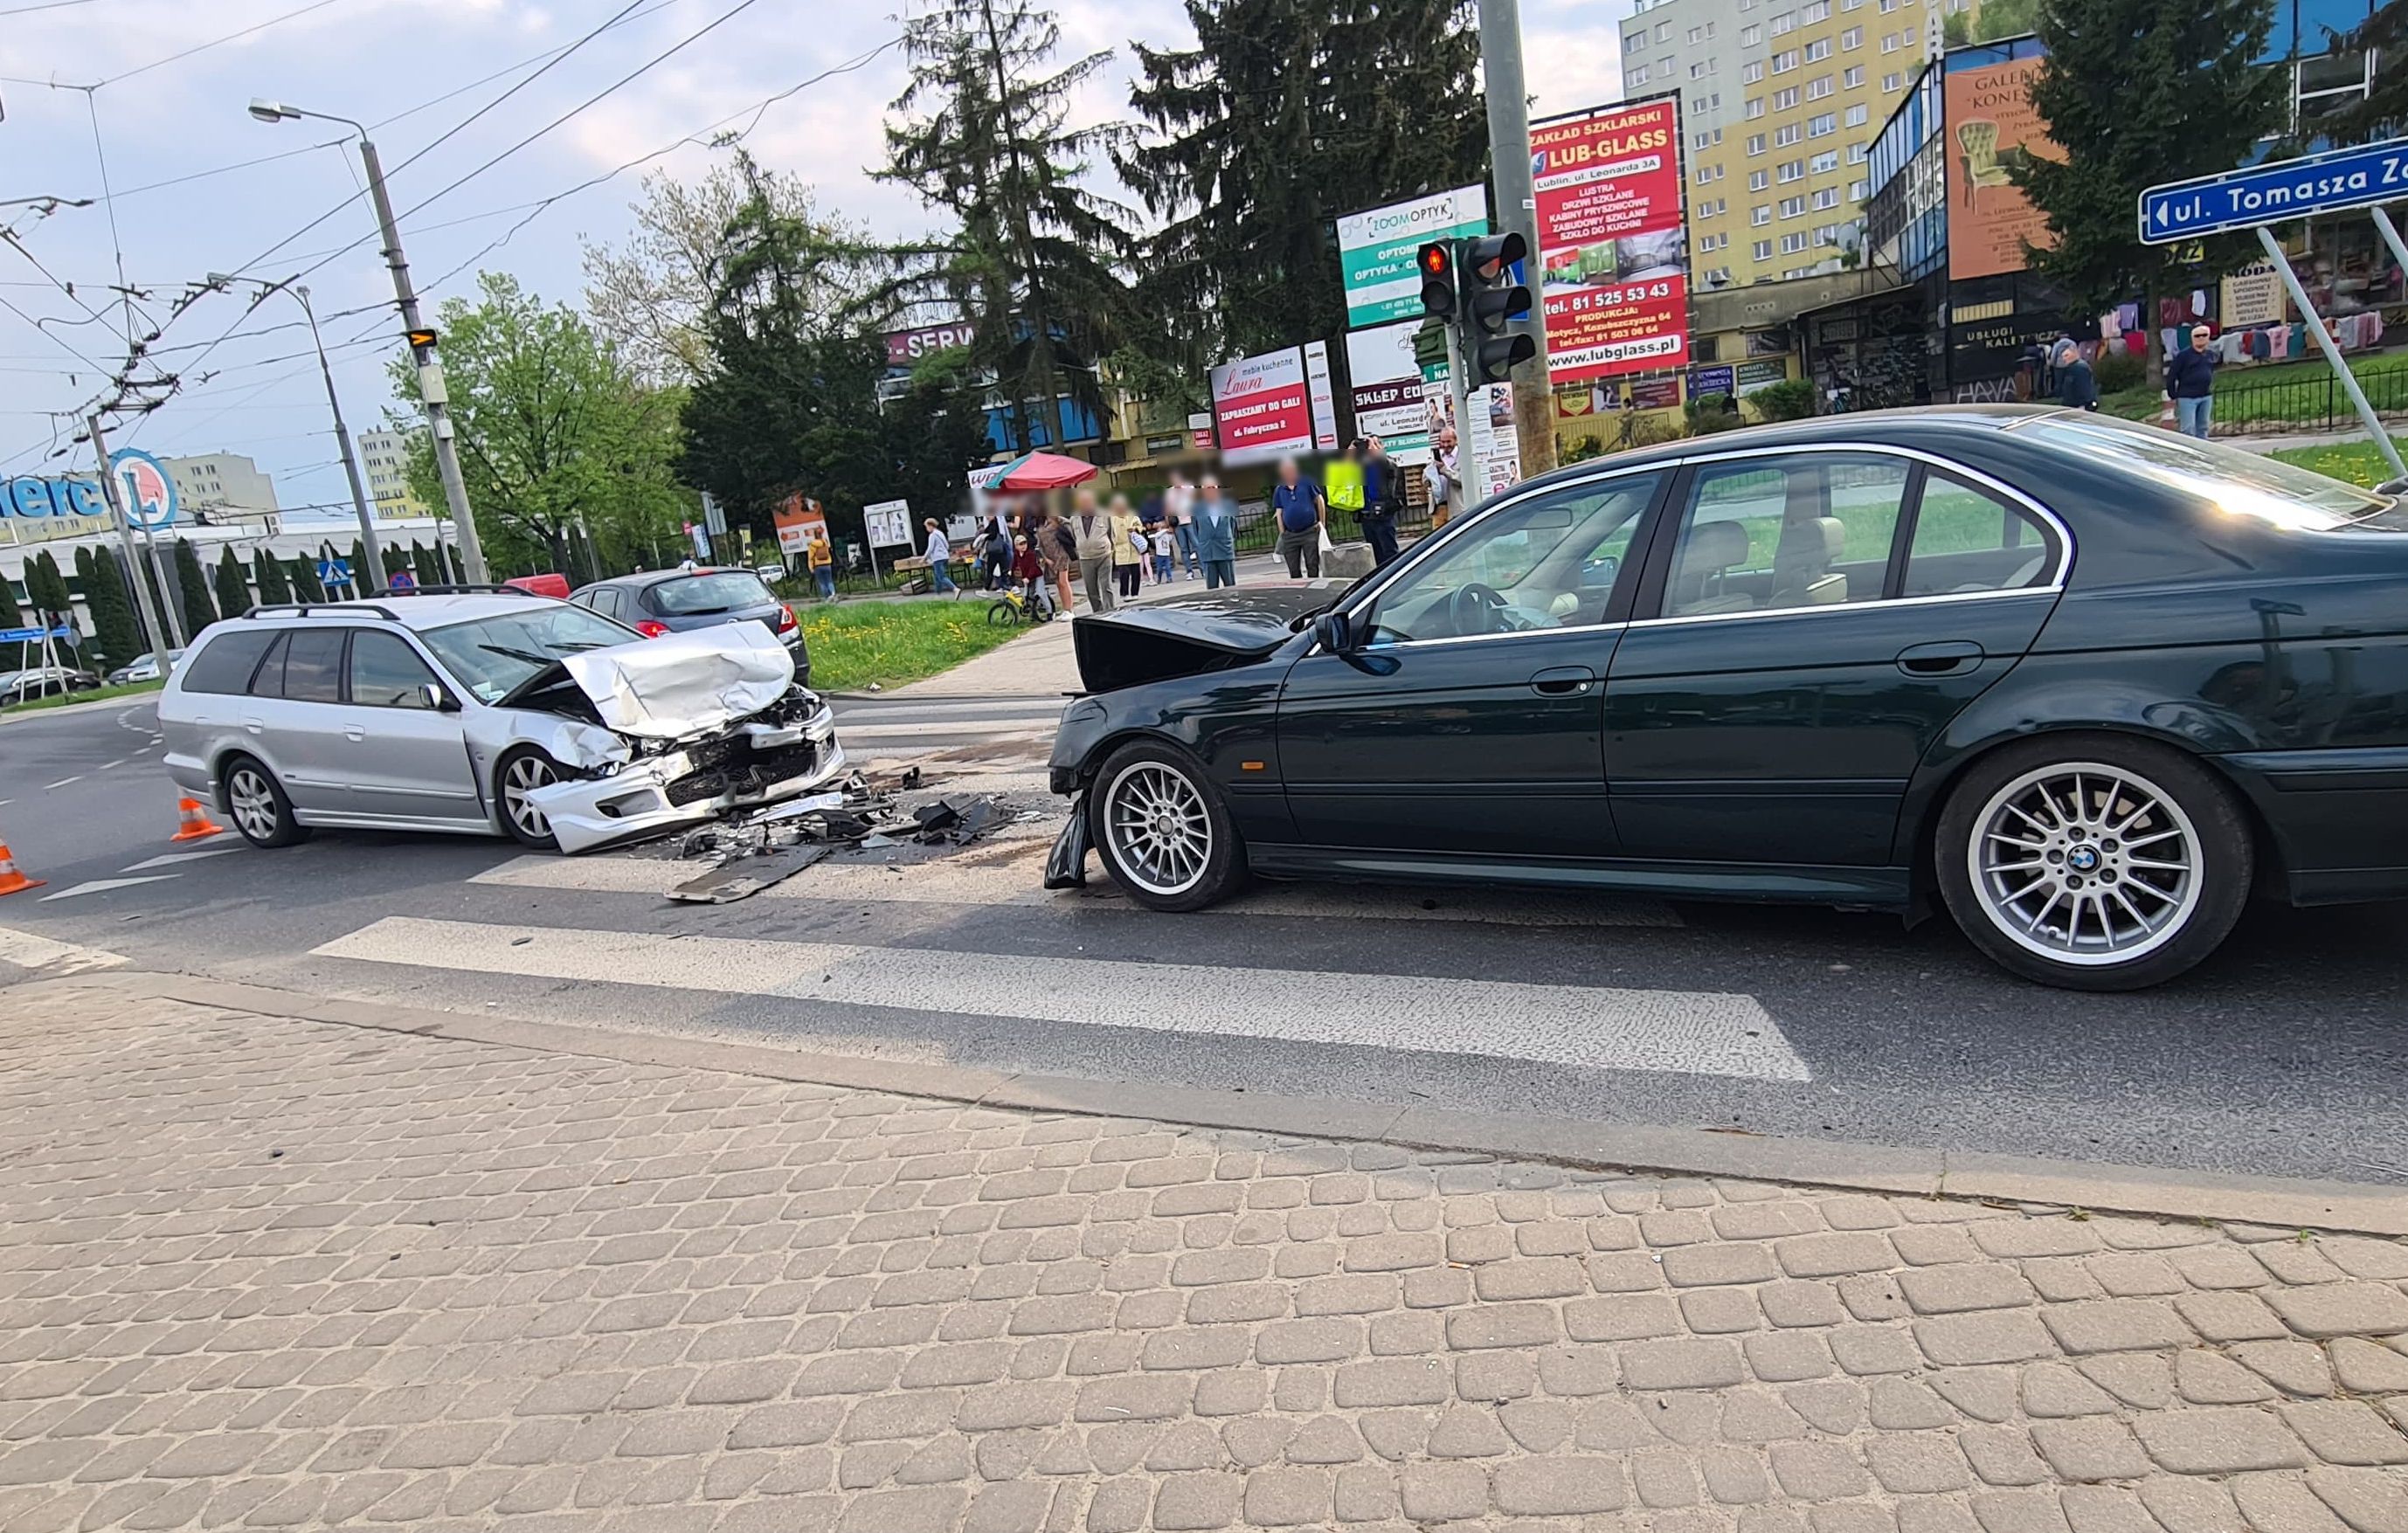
[1532, 98, 1692, 386]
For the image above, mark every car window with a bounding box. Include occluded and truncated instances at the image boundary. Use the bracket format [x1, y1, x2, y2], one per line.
[585, 588, 621, 618]
[349, 630, 440, 708]
[1664, 453, 1911, 618]
[1360, 473, 1662, 646]
[180, 629, 277, 694]
[278, 628, 347, 703]
[1900, 473, 2058, 597]
[419, 604, 640, 704]
[647, 572, 772, 615]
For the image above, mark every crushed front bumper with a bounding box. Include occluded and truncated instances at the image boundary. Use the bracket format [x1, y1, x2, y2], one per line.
[525, 706, 847, 854]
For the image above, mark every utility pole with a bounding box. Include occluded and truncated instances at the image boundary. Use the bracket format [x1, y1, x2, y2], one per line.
[87, 413, 174, 677]
[359, 139, 488, 584]
[1477, 0, 1558, 477]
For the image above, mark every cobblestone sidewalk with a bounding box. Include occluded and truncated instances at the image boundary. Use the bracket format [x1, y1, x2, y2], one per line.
[3, 981, 2406, 1532]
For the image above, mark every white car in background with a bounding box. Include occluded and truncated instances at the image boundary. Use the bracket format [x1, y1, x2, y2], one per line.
[106, 647, 185, 687]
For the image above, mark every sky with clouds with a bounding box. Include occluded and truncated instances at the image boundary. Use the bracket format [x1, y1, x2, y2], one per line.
[1, 0, 1621, 523]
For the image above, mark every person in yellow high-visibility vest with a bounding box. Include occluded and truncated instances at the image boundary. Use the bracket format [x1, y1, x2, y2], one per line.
[806, 532, 835, 601]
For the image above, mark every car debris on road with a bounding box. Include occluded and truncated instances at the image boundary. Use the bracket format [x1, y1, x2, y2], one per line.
[665, 769, 1017, 902]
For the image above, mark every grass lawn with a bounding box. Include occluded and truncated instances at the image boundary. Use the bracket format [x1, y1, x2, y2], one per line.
[792, 597, 1024, 693]
[2100, 349, 2408, 425]
[2266, 436, 2408, 488]
[0, 678, 165, 717]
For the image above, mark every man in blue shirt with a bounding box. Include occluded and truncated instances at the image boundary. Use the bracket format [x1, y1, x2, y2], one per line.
[1270, 456, 1326, 579]
[1353, 436, 1401, 569]
[2164, 323, 2218, 438]
[1191, 475, 1239, 589]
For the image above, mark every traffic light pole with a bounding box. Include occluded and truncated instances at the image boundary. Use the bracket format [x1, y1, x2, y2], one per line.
[1477, 0, 1557, 477]
[358, 138, 489, 584]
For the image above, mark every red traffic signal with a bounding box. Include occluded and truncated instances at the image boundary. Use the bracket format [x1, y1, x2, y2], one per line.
[1416, 242, 1457, 320]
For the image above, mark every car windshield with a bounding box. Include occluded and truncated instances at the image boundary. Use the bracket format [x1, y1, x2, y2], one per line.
[2020, 413, 2403, 531]
[647, 572, 774, 616]
[419, 604, 640, 703]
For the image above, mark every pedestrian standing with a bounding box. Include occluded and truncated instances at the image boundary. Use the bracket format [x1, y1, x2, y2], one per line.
[980, 505, 1014, 589]
[1429, 427, 1460, 528]
[1070, 489, 1117, 612]
[1192, 476, 1238, 590]
[807, 532, 836, 601]
[1034, 504, 1078, 620]
[1150, 522, 1175, 584]
[923, 519, 956, 594]
[1357, 436, 1401, 570]
[1270, 456, 1326, 579]
[2053, 339, 2099, 411]
[2166, 324, 2219, 439]
[1111, 494, 1145, 602]
[1166, 476, 1200, 578]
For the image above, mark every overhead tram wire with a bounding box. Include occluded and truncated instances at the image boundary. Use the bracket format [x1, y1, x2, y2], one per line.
[93, 0, 356, 88]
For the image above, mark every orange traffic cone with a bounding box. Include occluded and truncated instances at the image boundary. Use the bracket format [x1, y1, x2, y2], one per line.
[170, 796, 225, 844]
[0, 841, 41, 897]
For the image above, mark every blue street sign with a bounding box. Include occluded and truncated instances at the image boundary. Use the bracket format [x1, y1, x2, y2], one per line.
[317, 558, 351, 587]
[2139, 135, 2408, 245]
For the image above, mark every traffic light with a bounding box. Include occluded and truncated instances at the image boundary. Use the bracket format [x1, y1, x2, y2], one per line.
[1415, 242, 1457, 321]
[1454, 232, 1535, 385]
[404, 328, 439, 356]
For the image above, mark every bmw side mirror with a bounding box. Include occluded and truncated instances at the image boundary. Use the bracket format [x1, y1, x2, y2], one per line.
[1313, 611, 1353, 654]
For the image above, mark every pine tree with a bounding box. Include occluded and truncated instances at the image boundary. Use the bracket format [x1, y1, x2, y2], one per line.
[25, 550, 73, 625]
[1122, 0, 1487, 361]
[253, 549, 293, 605]
[213, 548, 252, 618]
[412, 542, 441, 589]
[349, 538, 369, 594]
[172, 539, 218, 631]
[0, 565, 22, 629]
[880, 0, 1132, 451]
[2013, 0, 2287, 384]
[2322, 0, 2403, 144]
[86, 545, 142, 668]
[290, 557, 326, 603]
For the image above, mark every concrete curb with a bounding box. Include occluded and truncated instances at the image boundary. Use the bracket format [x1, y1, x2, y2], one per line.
[30, 967, 2408, 1238]
[0, 688, 160, 726]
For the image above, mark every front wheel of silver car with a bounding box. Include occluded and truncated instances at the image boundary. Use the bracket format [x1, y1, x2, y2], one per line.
[222, 756, 307, 848]
[495, 748, 564, 851]
[1935, 735, 2252, 991]
[1087, 741, 1245, 912]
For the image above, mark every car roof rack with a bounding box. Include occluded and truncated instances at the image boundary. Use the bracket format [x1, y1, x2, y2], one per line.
[243, 603, 402, 622]
[387, 583, 543, 597]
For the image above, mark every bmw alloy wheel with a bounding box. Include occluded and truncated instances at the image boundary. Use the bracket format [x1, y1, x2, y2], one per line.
[227, 766, 279, 843]
[501, 754, 560, 842]
[1104, 760, 1214, 897]
[1969, 761, 2202, 966]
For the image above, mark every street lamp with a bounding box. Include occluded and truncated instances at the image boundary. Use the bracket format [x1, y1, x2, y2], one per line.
[206, 272, 388, 593]
[248, 99, 490, 584]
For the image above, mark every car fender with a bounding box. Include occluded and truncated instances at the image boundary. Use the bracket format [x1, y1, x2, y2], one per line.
[1892, 652, 2272, 868]
[1049, 664, 1297, 846]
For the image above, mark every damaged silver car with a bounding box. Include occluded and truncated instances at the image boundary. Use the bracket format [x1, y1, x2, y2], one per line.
[158, 590, 846, 855]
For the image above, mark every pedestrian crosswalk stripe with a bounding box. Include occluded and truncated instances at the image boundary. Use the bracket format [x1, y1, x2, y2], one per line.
[834, 720, 1052, 740]
[0, 925, 126, 974]
[470, 851, 1684, 927]
[313, 915, 1805, 1081]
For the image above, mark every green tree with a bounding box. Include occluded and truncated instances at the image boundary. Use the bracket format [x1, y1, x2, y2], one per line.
[252, 549, 293, 605]
[392, 271, 688, 576]
[24, 549, 72, 624]
[172, 540, 218, 631]
[0, 563, 22, 630]
[84, 546, 142, 669]
[2322, 0, 2403, 144]
[412, 542, 441, 588]
[348, 539, 369, 594]
[881, 0, 1131, 451]
[2012, 0, 2287, 385]
[289, 556, 326, 603]
[1121, 0, 1487, 363]
[213, 547, 252, 618]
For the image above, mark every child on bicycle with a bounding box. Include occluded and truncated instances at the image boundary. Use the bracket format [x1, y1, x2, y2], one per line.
[1012, 534, 1047, 614]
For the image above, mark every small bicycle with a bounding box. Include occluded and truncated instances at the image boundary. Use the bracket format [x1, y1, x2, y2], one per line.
[986, 584, 1055, 626]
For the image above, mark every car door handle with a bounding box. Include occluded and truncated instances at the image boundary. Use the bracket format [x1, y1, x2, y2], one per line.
[343, 724, 366, 742]
[1530, 666, 1596, 696]
[240, 716, 264, 735]
[1895, 640, 1984, 677]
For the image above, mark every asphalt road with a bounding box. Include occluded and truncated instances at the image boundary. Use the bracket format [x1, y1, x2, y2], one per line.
[4, 689, 2405, 1188]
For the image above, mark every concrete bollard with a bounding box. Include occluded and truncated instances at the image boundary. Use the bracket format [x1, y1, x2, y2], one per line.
[1324, 542, 1376, 579]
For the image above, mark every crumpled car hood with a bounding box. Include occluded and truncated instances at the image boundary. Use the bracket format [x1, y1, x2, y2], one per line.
[559, 624, 796, 739]
[1071, 582, 1340, 693]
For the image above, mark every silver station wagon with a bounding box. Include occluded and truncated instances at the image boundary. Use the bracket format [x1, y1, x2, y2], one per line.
[158, 589, 845, 853]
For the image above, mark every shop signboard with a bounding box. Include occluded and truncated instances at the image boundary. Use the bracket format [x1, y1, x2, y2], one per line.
[1944, 55, 2061, 280]
[1336, 185, 1490, 328]
[2219, 261, 2287, 328]
[772, 495, 827, 556]
[1207, 348, 1316, 466]
[884, 321, 978, 367]
[1343, 321, 1435, 463]
[1531, 97, 1691, 394]
[1688, 364, 1736, 398]
[1734, 357, 1790, 396]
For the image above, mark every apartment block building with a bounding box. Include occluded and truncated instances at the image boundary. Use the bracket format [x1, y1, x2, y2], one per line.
[160, 452, 280, 526]
[1628, 0, 1943, 287]
[356, 428, 430, 520]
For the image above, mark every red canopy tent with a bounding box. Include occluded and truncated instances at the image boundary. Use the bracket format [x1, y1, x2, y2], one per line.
[992, 451, 1098, 491]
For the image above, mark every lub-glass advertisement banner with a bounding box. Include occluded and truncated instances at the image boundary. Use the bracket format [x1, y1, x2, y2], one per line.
[1337, 186, 1490, 328]
[1531, 97, 1690, 396]
[1943, 55, 2059, 281]
[1343, 321, 1435, 464]
[1208, 348, 1317, 466]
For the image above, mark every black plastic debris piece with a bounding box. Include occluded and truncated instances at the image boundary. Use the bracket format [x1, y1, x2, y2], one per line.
[668, 843, 830, 903]
[1043, 795, 1090, 889]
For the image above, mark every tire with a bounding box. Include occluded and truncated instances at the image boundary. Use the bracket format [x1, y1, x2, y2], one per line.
[220, 755, 308, 848]
[495, 747, 564, 851]
[1934, 734, 2252, 991]
[986, 599, 1020, 628]
[1086, 740, 1247, 912]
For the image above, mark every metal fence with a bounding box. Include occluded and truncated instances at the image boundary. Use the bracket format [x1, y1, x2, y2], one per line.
[2211, 363, 2408, 434]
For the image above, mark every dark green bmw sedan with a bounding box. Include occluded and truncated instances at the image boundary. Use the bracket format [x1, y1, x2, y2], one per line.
[1046, 406, 2408, 991]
